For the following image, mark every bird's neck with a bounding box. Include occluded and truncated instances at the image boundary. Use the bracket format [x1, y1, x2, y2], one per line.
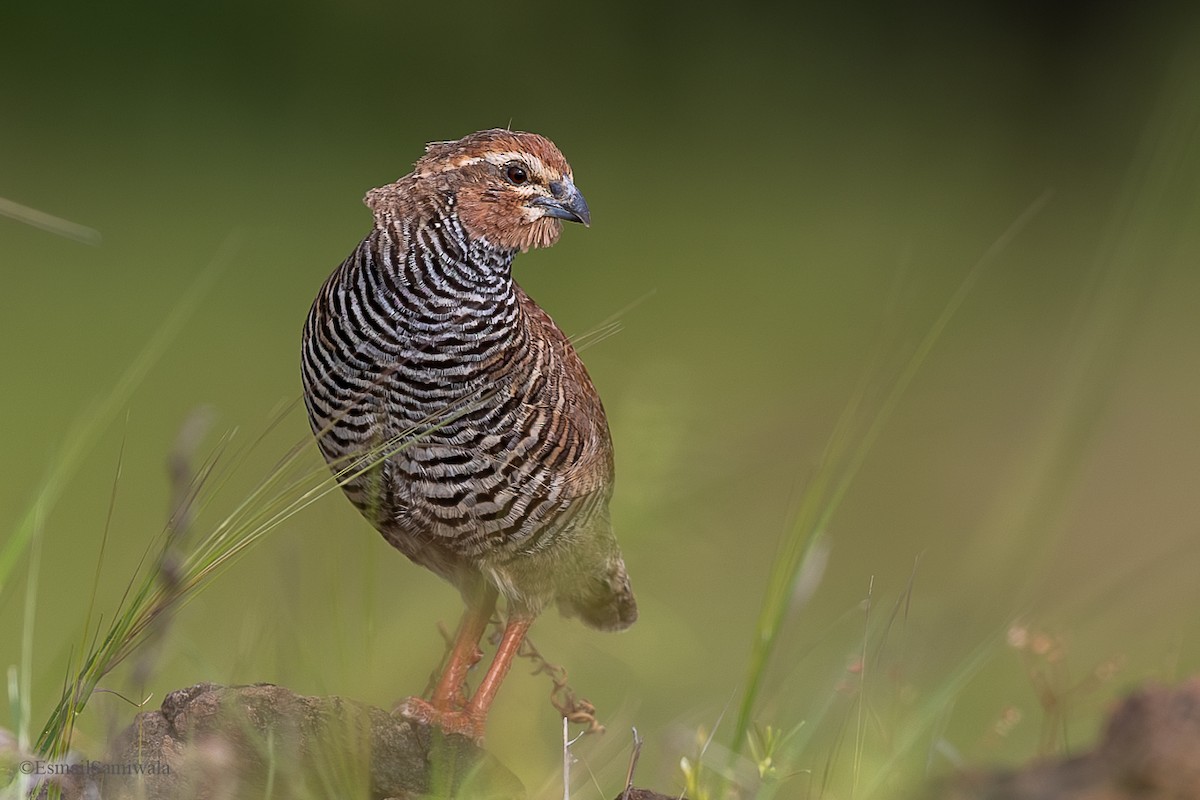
[373, 199, 521, 318]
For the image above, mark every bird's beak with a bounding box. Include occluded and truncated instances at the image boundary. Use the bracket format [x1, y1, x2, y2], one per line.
[534, 179, 591, 227]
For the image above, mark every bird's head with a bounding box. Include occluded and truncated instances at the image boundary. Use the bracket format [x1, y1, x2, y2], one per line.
[405, 128, 590, 252]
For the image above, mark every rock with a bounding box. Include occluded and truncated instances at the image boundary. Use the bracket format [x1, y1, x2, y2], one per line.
[93, 683, 523, 799]
[929, 678, 1200, 799]
[612, 790, 686, 800]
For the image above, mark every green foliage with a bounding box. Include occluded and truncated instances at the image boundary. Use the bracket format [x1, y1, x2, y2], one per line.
[722, 197, 1051, 797]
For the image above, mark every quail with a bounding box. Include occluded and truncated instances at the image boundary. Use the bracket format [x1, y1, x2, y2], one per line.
[300, 129, 636, 740]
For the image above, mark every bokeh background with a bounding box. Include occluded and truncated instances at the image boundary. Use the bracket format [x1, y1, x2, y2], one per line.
[5, 1, 1200, 795]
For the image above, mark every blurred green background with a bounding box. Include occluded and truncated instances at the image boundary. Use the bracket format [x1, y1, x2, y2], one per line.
[5, 1, 1200, 795]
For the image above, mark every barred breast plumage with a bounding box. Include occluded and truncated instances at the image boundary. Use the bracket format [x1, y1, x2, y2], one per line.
[300, 129, 635, 739]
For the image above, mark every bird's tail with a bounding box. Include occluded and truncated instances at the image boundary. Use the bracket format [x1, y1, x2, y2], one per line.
[559, 554, 638, 632]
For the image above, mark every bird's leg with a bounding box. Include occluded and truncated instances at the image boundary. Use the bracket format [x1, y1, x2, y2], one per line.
[430, 584, 499, 711]
[463, 615, 533, 726]
[398, 585, 498, 732]
[398, 612, 533, 742]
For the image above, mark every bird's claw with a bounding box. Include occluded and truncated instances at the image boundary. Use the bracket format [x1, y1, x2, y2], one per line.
[396, 696, 486, 742]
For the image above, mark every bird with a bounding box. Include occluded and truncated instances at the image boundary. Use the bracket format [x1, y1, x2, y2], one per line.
[300, 128, 636, 740]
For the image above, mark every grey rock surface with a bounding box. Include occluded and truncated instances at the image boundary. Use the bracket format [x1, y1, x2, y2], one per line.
[90, 682, 523, 799]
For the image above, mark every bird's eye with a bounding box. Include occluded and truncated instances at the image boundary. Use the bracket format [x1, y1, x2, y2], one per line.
[504, 163, 529, 186]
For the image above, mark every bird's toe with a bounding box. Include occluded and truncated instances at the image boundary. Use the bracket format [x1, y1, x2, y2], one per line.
[395, 696, 486, 742]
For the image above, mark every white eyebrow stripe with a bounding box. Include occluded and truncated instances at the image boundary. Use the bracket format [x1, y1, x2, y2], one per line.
[450, 151, 551, 174]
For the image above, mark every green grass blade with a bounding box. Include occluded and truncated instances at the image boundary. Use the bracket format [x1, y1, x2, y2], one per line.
[0, 233, 241, 598]
[730, 192, 1052, 760]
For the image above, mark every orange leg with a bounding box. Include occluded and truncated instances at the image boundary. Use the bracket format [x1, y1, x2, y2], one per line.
[429, 585, 499, 711]
[463, 616, 533, 725]
[399, 612, 533, 742]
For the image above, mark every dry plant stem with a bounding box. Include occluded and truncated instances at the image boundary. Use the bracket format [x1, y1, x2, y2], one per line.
[622, 727, 644, 800]
[563, 717, 571, 800]
[514, 633, 605, 734]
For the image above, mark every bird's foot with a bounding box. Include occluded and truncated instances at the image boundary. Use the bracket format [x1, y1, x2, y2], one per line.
[396, 696, 486, 742]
